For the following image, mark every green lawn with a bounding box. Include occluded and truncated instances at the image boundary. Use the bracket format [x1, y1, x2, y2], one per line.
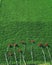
[0, 22, 52, 64]
[1, 0, 52, 22]
[0, 0, 52, 64]
[0, 62, 51, 65]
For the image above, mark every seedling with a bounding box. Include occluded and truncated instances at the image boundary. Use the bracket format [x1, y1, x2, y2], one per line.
[20, 41, 26, 54]
[18, 49, 26, 65]
[20, 41, 27, 64]
[38, 43, 46, 63]
[45, 43, 52, 63]
[8, 52, 13, 65]
[30, 40, 35, 63]
[20, 40, 26, 61]
[18, 49, 22, 65]
[13, 44, 19, 65]
[22, 54, 26, 65]
[5, 53, 9, 65]
[5, 44, 13, 65]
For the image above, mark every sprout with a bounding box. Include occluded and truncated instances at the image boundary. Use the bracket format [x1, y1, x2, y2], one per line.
[20, 41, 26, 58]
[30, 40, 35, 63]
[20, 41, 26, 65]
[18, 49, 22, 65]
[5, 53, 9, 65]
[13, 43, 19, 65]
[45, 43, 52, 63]
[18, 49, 26, 65]
[8, 52, 13, 65]
[5, 44, 13, 65]
[38, 43, 46, 63]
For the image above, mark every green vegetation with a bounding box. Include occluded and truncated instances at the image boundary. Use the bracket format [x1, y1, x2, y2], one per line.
[0, 0, 52, 65]
[1, 0, 52, 22]
[0, 22, 52, 64]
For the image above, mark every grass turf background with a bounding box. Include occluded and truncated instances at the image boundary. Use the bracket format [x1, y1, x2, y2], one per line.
[0, 0, 52, 64]
[1, 0, 52, 22]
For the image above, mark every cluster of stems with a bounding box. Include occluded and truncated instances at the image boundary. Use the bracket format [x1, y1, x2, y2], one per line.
[5, 41, 52, 65]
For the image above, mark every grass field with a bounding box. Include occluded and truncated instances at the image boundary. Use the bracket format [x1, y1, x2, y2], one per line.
[0, 62, 51, 65]
[0, 0, 52, 65]
[1, 0, 52, 22]
[0, 22, 52, 65]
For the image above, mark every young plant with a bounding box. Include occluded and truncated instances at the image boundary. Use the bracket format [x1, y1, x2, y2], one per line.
[20, 41, 27, 65]
[22, 51, 26, 65]
[5, 44, 13, 65]
[5, 53, 9, 65]
[13, 44, 19, 65]
[8, 52, 13, 65]
[30, 40, 35, 63]
[18, 48, 26, 65]
[20, 41, 26, 55]
[18, 49, 22, 65]
[38, 43, 46, 63]
[45, 43, 52, 63]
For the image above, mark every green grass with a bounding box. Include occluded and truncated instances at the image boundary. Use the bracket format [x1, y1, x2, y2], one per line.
[0, 22, 52, 64]
[0, 0, 52, 64]
[1, 0, 52, 22]
[0, 62, 51, 65]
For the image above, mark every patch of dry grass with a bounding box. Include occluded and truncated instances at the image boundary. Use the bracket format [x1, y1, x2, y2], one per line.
[39, 63, 50, 65]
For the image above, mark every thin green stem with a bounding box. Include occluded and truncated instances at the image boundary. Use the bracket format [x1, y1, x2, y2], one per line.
[5, 53, 9, 65]
[41, 47, 46, 63]
[14, 47, 18, 65]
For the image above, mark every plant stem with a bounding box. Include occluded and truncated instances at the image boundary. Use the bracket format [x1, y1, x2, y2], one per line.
[20, 53, 22, 65]
[14, 47, 18, 65]
[23, 45, 26, 55]
[22, 45, 26, 65]
[22, 54, 26, 65]
[41, 47, 46, 63]
[7, 47, 9, 52]
[31, 46, 33, 63]
[5, 53, 9, 65]
[9, 58, 12, 65]
[46, 47, 52, 63]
